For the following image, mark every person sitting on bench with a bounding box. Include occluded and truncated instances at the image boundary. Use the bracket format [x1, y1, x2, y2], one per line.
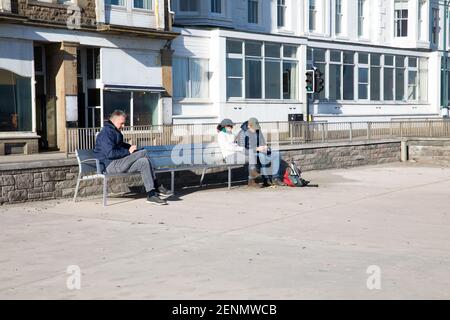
[237, 118, 285, 187]
[94, 110, 172, 206]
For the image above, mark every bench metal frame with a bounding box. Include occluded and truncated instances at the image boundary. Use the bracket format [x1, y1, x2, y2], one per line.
[73, 149, 242, 206]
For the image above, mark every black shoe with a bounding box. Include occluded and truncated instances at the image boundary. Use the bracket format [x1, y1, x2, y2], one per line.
[156, 185, 173, 198]
[146, 195, 168, 206]
[262, 179, 272, 188]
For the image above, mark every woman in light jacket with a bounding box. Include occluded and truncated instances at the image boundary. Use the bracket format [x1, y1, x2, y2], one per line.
[217, 119, 260, 188]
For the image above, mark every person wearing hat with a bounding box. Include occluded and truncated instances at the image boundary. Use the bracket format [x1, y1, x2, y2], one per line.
[217, 119, 259, 186]
[237, 118, 285, 187]
[217, 119, 245, 162]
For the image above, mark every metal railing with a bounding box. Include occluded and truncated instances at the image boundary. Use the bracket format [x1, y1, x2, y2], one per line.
[66, 120, 450, 156]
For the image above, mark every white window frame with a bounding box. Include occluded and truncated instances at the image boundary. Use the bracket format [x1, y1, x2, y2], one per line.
[173, 56, 210, 100]
[432, 7, 439, 45]
[226, 39, 298, 101]
[357, 52, 370, 101]
[357, 0, 366, 38]
[277, 0, 287, 28]
[309, 0, 317, 32]
[210, 0, 223, 15]
[335, 0, 343, 36]
[132, 0, 153, 11]
[394, 0, 409, 38]
[247, 0, 260, 25]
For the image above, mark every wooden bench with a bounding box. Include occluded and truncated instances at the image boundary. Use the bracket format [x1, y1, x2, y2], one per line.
[73, 143, 244, 206]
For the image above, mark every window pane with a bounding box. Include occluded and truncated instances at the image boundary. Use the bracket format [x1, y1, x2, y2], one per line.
[343, 51, 354, 64]
[246, 41, 262, 56]
[283, 62, 297, 99]
[227, 58, 243, 77]
[330, 50, 341, 62]
[134, 0, 151, 9]
[359, 67, 368, 83]
[134, 92, 159, 126]
[396, 55, 405, 67]
[248, 0, 259, 23]
[359, 53, 369, 64]
[191, 59, 209, 98]
[359, 84, 368, 100]
[103, 91, 131, 126]
[265, 61, 281, 99]
[408, 57, 418, 68]
[396, 68, 405, 100]
[245, 59, 262, 98]
[173, 57, 189, 98]
[343, 65, 354, 100]
[371, 54, 381, 66]
[227, 79, 242, 98]
[385, 55, 394, 66]
[384, 68, 394, 100]
[419, 58, 428, 101]
[0, 70, 32, 132]
[211, 0, 222, 13]
[227, 40, 243, 54]
[313, 48, 326, 62]
[329, 64, 341, 100]
[265, 43, 281, 58]
[408, 71, 417, 100]
[370, 67, 381, 100]
[283, 45, 297, 58]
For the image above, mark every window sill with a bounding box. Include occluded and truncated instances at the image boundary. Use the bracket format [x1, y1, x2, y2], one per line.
[106, 4, 127, 11]
[174, 98, 212, 104]
[226, 98, 301, 104]
[132, 8, 155, 15]
[312, 100, 430, 106]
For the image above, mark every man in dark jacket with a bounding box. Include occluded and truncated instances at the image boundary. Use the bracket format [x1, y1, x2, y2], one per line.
[236, 118, 285, 187]
[94, 110, 172, 205]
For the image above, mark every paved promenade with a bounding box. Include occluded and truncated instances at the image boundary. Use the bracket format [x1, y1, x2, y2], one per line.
[1, 163, 450, 299]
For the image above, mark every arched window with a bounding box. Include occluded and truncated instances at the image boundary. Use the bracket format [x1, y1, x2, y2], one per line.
[0, 69, 32, 132]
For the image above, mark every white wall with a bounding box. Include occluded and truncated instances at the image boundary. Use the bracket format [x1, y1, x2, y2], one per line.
[101, 48, 162, 87]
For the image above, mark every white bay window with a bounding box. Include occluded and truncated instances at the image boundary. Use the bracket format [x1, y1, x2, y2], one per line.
[173, 57, 209, 99]
[226, 39, 298, 100]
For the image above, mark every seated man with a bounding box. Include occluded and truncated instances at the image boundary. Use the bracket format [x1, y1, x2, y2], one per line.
[236, 118, 285, 187]
[94, 110, 172, 206]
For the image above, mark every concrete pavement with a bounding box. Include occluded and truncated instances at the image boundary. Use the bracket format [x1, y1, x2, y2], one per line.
[1, 163, 450, 299]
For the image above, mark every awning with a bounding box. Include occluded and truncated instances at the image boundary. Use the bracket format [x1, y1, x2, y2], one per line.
[103, 85, 166, 92]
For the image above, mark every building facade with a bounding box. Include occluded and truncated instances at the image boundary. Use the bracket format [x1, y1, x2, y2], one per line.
[170, 0, 449, 124]
[0, 0, 177, 154]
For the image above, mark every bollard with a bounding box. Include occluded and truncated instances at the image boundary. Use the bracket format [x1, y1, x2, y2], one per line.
[401, 140, 408, 162]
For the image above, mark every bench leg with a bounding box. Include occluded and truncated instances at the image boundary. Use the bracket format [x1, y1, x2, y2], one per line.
[200, 167, 207, 187]
[73, 173, 81, 203]
[171, 171, 175, 194]
[103, 176, 108, 207]
[228, 167, 232, 190]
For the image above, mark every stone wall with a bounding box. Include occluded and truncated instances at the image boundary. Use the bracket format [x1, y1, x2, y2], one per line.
[17, 0, 96, 27]
[0, 140, 402, 205]
[407, 139, 450, 165]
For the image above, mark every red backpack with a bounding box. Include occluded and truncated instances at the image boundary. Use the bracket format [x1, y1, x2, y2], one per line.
[283, 161, 309, 187]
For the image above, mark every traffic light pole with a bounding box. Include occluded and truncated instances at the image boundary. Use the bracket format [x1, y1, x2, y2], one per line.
[442, 0, 449, 117]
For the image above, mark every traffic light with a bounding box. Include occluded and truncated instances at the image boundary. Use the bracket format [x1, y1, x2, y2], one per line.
[314, 68, 325, 93]
[305, 70, 315, 93]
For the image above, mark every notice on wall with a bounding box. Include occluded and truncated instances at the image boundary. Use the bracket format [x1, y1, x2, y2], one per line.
[65, 95, 78, 122]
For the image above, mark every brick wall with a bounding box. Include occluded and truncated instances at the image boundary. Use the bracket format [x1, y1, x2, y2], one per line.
[0, 140, 402, 205]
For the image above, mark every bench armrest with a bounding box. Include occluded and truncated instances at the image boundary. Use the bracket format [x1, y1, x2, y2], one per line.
[79, 158, 103, 175]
